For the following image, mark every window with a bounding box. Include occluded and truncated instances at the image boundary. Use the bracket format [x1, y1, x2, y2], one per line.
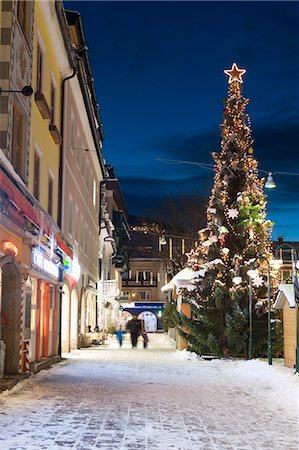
[50, 78, 56, 124]
[47, 172, 54, 216]
[33, 150, 40, 200]
[49, 286, 55, 309]
[11, 105, 24, 178]
[76, 133, 81, 166]
[17, 0, 31, 44]
[80, 213, 84, 249]
[282, 270, 292, 283]
[70, 115, 75, 150]
[68, 196, 73, 236]
[138, 291, 151, 301]
[85, 225, 88, 255]
[137, 271, 151, 282]
[93, 180, 97, 205]
[85, 161, 89, 188]
[75, 206, 79, 243]
[36, 43, 43, 93]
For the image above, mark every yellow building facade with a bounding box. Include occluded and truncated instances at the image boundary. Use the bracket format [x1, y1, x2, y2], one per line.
[29, 1, 68, 221]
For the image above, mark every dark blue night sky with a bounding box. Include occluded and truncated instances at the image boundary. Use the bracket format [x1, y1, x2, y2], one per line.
[65, 1, 299, 240]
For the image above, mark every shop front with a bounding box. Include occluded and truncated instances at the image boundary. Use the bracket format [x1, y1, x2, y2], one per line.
[0, 229, 31, 376]
[29, 248, 61, 372]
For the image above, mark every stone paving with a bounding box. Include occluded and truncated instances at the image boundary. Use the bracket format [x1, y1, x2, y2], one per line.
[0, 334, 298, 450]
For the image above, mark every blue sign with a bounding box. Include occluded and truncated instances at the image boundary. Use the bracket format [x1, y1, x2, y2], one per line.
[127, 303, 164, 310]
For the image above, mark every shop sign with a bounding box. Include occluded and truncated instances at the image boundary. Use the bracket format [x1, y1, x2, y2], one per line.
[32, 250, 59, 279]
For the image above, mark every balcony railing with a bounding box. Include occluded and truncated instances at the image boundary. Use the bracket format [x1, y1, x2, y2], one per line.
[98, 279, 119, 298]
[122, 279, 158, 287]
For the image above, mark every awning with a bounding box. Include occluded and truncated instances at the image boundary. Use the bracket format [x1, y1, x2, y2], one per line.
[274, 284, 295, 309]
[161, 267, 198, 293]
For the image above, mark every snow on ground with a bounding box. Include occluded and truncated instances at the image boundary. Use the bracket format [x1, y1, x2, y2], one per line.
[0, 333, 298, 450]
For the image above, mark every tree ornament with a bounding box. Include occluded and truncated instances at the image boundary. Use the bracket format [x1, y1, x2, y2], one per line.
[219, 238, 225, 245]
[217, 272, 223, 278]
[230, 131, 236, 142]
[224, 62, 246, 84]
[221, 247, 230, 255]
[248, 147, 254, 154]
[207, 207, 216, 214]
[224, 109, 229, 115]
[253, 275, 264, 288]
[198, 228, 209, 241]
[227, 208, 239, 219]
[219, 226, 229, 234]
[193, 264, 200, 271]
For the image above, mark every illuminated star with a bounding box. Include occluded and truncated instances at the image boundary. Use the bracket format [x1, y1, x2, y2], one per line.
[224, 63, 246, 84]
[228, 208, 239, 219]
[253, 275, 264, 288]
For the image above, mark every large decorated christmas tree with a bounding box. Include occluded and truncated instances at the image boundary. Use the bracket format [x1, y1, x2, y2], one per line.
[177, 63, 275, 357]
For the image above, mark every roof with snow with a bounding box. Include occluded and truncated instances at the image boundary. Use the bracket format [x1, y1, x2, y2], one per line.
[161, 267, 197, 292]
[274, 284, 295, 309]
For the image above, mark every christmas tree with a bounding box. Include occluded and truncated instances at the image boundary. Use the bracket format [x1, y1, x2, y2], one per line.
[176, 63, 275, 357]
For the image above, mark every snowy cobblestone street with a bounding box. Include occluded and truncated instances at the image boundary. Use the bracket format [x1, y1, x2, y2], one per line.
[0, 334, 298, 450]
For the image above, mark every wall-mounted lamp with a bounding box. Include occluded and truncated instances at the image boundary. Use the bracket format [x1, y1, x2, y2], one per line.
[0, 85, 33, 96]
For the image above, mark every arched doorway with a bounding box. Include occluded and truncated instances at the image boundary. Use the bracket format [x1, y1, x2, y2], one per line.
[61, 284, 70, 353]
[0, 257, 22, 374]
[70, 290, 78, 350]
[86, 293, 96, 331]
[138, 311, 157, 332]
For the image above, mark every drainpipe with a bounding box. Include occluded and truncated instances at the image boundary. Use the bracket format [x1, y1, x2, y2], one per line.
[57, 70, 76, 228]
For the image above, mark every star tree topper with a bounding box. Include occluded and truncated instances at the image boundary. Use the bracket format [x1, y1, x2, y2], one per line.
[224, 63, 246, 84]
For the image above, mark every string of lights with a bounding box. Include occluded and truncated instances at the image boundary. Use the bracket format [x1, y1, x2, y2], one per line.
[157, 157, 299, 177]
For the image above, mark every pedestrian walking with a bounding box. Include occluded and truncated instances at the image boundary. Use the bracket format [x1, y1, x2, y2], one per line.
[126, 315, 142, 348]
[115, 325, 125, 347]
[142, 331, 149, 349]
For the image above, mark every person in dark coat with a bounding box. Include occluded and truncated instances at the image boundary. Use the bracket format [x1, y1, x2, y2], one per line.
[126, 315, 142, 348]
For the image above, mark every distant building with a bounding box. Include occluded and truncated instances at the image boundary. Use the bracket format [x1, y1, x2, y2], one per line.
[121, 231, 168, 331]
[273, 239, 299, 284]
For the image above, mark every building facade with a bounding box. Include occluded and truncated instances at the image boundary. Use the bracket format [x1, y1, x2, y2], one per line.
[0, 0, 72, 376]
[58, 9, 106, 351]
[98, 165, 130, 333]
